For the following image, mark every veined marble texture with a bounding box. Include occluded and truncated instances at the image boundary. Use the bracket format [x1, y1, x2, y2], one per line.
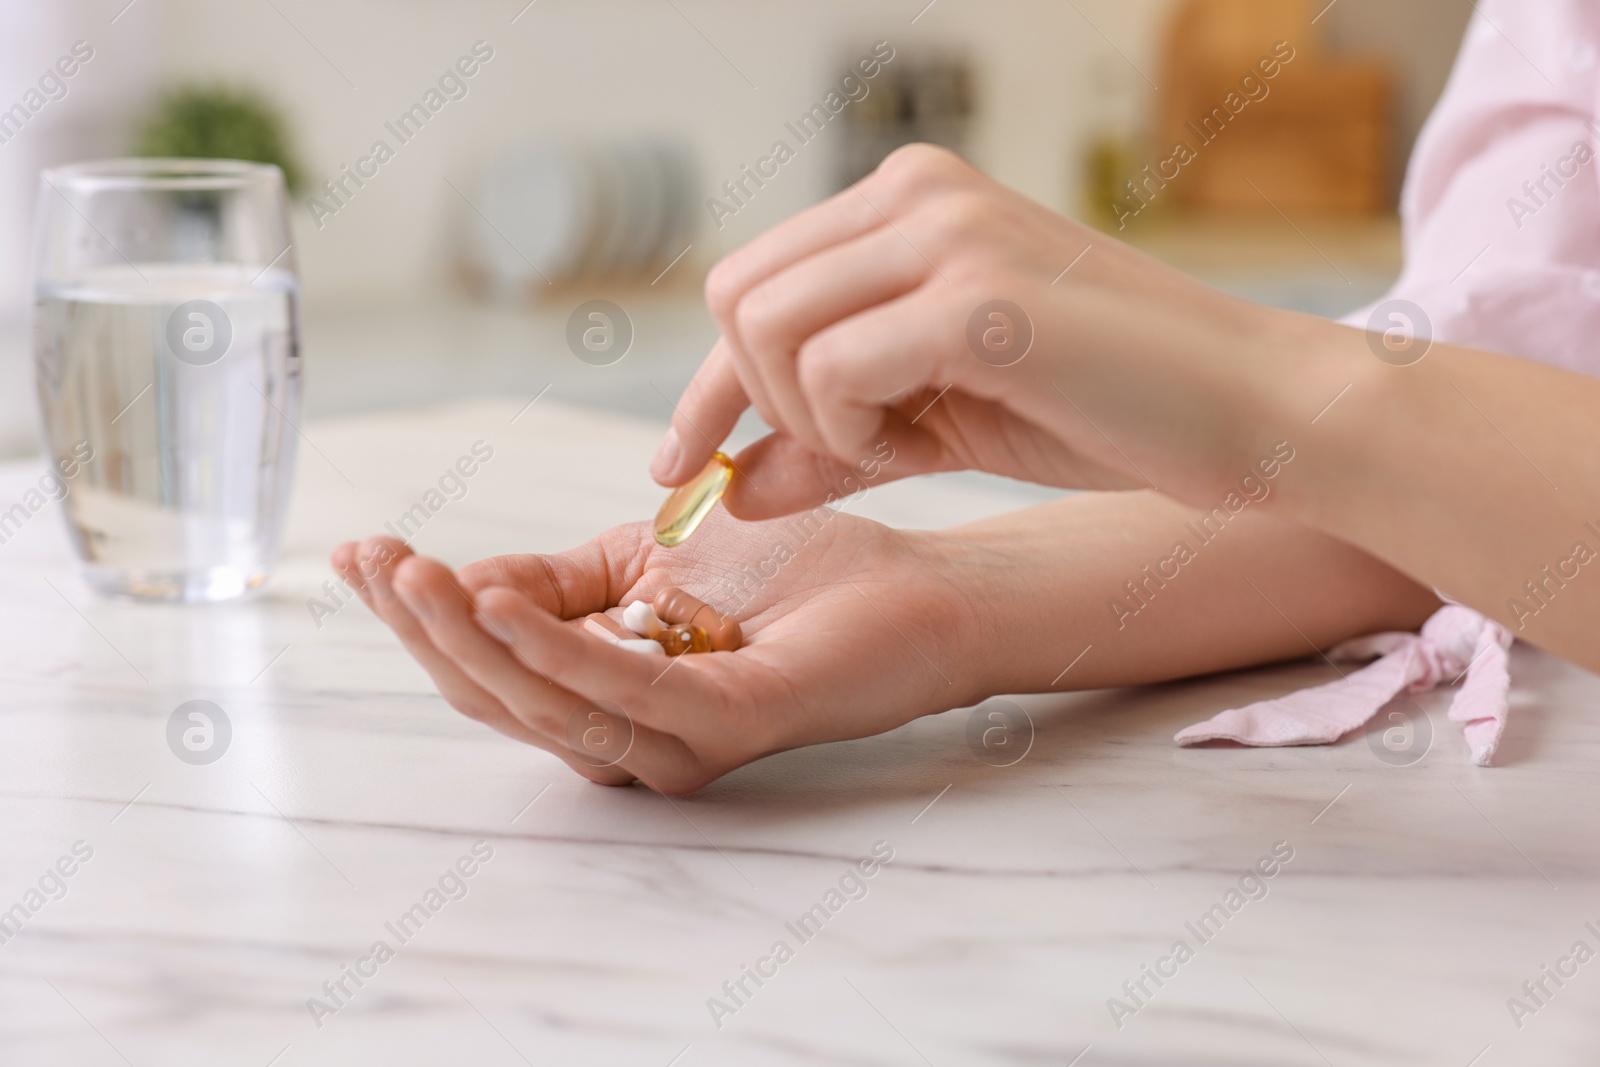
[0, 400, 1596, 1066]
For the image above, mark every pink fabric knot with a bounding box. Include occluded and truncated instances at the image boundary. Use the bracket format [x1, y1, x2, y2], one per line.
[1174, 606, 1514, 765]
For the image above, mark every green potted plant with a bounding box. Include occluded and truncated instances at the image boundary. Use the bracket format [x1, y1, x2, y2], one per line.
[134, 85, 303, 193]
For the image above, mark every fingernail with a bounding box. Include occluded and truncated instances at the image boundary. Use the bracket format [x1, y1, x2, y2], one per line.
[650, 426, 681, 482]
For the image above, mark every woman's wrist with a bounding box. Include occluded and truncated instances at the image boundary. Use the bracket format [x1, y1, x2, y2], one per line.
[1255, 316, 1600, 666]
[901, 526, 1036, 703]
[917, 485, 1448, 705]
[1251, 308, 1442, 536]
[1222, 306, 1378, 515]
[912, 505, 1104, 699]
[1053, 282, 1347, 513]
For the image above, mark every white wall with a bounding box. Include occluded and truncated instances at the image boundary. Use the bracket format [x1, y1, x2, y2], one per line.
[0, 0, 1473, 453]
[0, 1, 159, 302]
[137, 0, 1156, 302]
[0, 0, 1472, 308]
[0, 0, 160, 452]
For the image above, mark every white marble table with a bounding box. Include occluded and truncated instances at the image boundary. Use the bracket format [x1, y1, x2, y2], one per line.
[1, 398, 1597, 1066]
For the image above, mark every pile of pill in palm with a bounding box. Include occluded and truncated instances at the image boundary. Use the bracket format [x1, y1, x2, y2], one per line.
[584, 586, 743, 657]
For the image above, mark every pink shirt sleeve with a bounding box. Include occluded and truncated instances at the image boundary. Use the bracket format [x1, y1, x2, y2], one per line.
[1192, 3, 1600, 764]
[1346, 0, 1600, 378]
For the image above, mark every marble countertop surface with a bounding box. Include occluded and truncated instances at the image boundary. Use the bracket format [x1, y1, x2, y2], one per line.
[1, 398, 1597, 1066]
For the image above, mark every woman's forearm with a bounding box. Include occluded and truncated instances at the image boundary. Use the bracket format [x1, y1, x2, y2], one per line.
[1258, 314, 1600, 669]
[663, 143, 1595, 669]
[936, 490, 1440, 694]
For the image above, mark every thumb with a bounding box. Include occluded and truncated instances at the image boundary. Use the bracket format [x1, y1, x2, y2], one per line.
[722, 419, 944, 520]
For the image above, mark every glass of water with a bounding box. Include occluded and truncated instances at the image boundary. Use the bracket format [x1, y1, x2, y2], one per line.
[33, 158, 301, 602]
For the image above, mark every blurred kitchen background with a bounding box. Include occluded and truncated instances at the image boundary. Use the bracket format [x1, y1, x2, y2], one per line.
[0, 0, 1474, 458]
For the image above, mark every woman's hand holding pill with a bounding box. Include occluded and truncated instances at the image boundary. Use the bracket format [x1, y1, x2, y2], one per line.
[653, 143, 1303, 520]
[651, 143, 1600, 665]
[329, 510, 989, 794]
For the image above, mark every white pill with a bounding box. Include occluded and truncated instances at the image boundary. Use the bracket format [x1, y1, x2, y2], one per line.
[622, 600, 664, 637]
[618, 638, 666, 656]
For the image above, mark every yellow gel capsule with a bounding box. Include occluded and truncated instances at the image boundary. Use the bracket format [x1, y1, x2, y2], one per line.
[654, 452, 734, 547]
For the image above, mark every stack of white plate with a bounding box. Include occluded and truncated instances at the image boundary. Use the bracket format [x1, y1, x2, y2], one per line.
[469, 137, 696, 298]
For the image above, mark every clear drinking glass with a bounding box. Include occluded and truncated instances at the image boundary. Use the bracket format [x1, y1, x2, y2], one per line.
[32, 158, 301, 602]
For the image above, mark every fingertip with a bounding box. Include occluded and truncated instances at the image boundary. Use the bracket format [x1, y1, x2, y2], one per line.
[649, 425, 687, 485]
[720, 487, 777, 522]
[456, 554, 533, 596]
[389, 553, 449, 605]
[721, 434, 835, 520]
[722, 470, 792, 521]
[393, 551, 444, 583]
[470, 585, 524, 645]
[473, 584, 523, 622]
[723, 426, 928, 519]
[652, 419, 719, 488]
[359, 535, 409, 570]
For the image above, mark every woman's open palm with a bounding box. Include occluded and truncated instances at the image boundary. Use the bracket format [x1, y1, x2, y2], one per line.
[331, 508, 979, 793]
